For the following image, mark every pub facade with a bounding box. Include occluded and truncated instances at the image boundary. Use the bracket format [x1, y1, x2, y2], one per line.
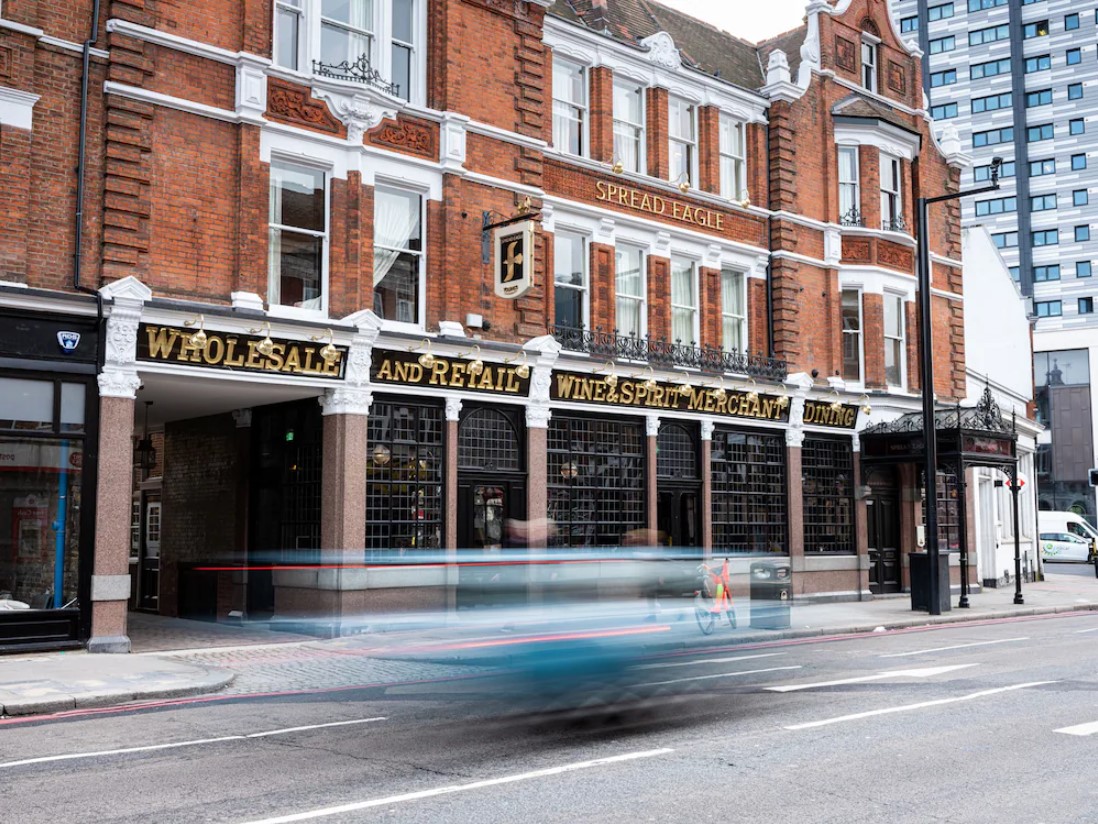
[0, 0, 980, 651]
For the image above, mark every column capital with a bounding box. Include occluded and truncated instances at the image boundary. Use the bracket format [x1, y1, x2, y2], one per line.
[97, 368, 141, 399]
[646, 415, 660, 437]
[700, 418, 715, 441]
[852, 431, 861, 452]
[319, 387, 372, 416]
[445, 396, 463, 422]
[526, 402, 551, 429]
[233, 408, 253, 428]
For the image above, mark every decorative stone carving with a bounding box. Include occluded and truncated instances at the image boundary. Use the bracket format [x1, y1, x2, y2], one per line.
[834, 36, 856, 72]
[98, 276, 151, 399]
[526, 403, 551, 429]
[786, 397, 806, 448]
[888, 61, 906, 95]
[646, 415, 660, 438]
[700, 419, 715, 442]
[766, 49, 791, 87]
[369, 117, 437, 159]
[233, 408, 253, 429]
[236, 57, 268, 123]
[311, 86, 401, 145]
[266, 78, 341, 134]
[842, 237, 872, 263]
[641, 32, 682, 70]
[445, 396, 463, 422]
[878, 241, 914, 271]
[851, 431, 861, 453]
[320, 387, 373, 416]
[97, 369, 142, 399]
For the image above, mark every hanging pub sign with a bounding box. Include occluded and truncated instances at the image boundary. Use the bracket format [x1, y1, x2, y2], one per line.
[802, 400, 860, 429]
[136, 324, 346, 378]
[494, 219, 536, 299]
[550, 370, 790, 422]
[371, 349, 531, 396]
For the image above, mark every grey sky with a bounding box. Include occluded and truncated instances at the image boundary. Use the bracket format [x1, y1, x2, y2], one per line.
[653, 1, 810, 43]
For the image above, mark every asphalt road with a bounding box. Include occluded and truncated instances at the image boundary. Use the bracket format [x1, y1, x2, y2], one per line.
[5, 611, 1098, 824]
[1042, 560, 1098, 578]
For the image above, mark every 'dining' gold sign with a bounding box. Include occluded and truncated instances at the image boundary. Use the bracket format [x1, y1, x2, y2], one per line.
[595, 181, 725, 231]
[371, 350, 531, 396]
[137, 324, 345, 378]
[550, 371, 789, 421]
[803, 400, 859, 430]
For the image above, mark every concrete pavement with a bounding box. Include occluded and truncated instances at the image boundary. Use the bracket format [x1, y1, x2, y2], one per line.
[2, 568, 1095, 717]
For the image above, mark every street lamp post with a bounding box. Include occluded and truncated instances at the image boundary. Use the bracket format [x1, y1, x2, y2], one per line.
[916, 157, 1002, 616]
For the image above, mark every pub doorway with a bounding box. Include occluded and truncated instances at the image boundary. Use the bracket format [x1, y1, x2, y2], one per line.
[456, 406, 526, 606]
[865, 466, 901, 594]
[656, 422, 701, 549]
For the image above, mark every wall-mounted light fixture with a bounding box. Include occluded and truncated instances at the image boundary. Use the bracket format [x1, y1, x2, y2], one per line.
[248, 321, 276, 357]
[676, 172, 690, 194]
[183, 314, 207, 350]
[310, 328, 340, 366]
[708, 376, 727, 399]
[641, 366, 658, 392]
[412, 339, 436, 368]
[742, 376, 760, 403]
[611, 155, 625, 175]
[738, 188, 752, 210]
[458, 344, 484, 376]
[860, 394, 873, 415]
[601, 362, 619, 388]
[828, 389, 843, 413]
[504, 351, 531, 379]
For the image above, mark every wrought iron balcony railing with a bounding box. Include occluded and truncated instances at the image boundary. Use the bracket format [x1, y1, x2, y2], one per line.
[551, 325, 788, 382]
[882, 214, 908, 233]
[312, 54, 400, 97]
[839, 206, 865, 227]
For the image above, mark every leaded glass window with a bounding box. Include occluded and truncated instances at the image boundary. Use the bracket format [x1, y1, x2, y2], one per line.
[711, 428, 787, 554]
[803, 437, 855, 554]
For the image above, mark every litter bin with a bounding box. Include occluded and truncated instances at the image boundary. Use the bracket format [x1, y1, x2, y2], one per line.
[750, 559, 792, 629]
[908, 552, 951, 613]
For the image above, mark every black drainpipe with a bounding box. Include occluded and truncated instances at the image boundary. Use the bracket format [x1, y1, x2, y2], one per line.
[75, 0, 104, 344]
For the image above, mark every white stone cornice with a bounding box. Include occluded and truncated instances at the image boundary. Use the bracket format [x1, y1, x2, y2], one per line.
[104, 81, 240, 124]
[0, 86, 40, 130]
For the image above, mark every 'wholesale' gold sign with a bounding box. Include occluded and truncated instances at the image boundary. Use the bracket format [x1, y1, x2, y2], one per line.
[137, 324, 346, 378]
[551, 371, 790, 421]
[595, 181, 725, 231]
[371, 350, 531, 396]
[803, 400, 859, 429]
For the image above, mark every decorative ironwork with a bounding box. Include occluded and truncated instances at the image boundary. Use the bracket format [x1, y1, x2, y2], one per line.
[840, 206, 865, 227]
[882, 214, 908, 233]
[312, 54, 400, 97]
[551, 324, 788, 382]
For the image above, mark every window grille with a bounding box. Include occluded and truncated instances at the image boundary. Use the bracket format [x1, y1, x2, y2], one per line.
[657, 423, 699, 480]
[458, 407, 522, 472]
[803, 437, 855, 554]
[711, 428, 787, 554]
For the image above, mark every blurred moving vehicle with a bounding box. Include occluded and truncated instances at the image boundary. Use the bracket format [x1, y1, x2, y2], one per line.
[1038, 511, 1098, 561]
[1039, 531, 1093, 563]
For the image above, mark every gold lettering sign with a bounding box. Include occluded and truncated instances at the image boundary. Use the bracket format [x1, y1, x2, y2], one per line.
[371, 350, 531, 397]
[136, 324, 345, 378]
[802, 400, 859, 429]
[595, 181, 726, 232]
[550, 371, 789, 422]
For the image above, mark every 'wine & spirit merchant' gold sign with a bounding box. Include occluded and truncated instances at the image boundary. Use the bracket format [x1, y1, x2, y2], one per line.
[595, 181, 725, 231]
[371, 350, 531, 396]
[551, 371, 790, 421]
[137, 324, 346, 378]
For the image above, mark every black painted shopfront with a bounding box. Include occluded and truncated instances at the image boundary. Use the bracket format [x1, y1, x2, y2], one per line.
[0, 306, 100, 650]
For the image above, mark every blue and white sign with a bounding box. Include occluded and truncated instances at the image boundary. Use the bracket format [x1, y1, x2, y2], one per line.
[57, 331, 81, 354]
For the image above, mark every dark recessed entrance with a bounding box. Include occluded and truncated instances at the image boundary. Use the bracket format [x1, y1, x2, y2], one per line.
[865, 466, 900, 594]
[657, 422, 701, 549]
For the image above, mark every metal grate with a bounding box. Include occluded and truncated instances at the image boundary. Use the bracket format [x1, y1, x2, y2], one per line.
[922, 471, 961, 553]
[458, 407, 522, 472]
[280, 437, 322, 554]
[711, 428, 787, 553]
[366, 401, 444, 553]
[803, 437, 855, 554]
[657, 422, 699, 480]
[547, 416, 646, 548]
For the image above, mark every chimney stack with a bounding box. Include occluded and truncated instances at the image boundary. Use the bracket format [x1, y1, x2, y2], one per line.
[589, 0, 608, 31]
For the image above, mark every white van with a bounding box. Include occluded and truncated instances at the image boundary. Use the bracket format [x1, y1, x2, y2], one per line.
[1038, 511, 1098, 561]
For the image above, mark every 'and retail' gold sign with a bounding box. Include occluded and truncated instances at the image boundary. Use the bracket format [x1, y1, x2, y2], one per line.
[802, 400, 859, 429]
[551, 371, 789, 421]
[137, 324, 345, 378]
[371, 350, 531, 396]
[595, 181, 725, 231]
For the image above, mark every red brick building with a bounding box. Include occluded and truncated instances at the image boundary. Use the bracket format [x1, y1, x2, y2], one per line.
[0, 0, 971, 651]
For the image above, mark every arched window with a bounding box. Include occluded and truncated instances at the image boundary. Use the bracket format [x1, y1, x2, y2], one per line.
[657, 423, 699, 480]
[459, 408, 522, 472]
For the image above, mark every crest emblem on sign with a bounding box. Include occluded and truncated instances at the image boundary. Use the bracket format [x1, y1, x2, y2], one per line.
[57, 331, 81, 354]
[494, 220, 536, 299]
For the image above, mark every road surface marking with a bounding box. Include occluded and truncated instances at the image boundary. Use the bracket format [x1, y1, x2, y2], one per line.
[767, 664, 976, 692]
[1074, 626, 1098, 634]
[247, 718, 386, 738]
[0, 717, 387, 769]
[1055, 721, 1098, 736]
[236, 748, 675, 824]
[785, 681, 1058, 730]
[638, 652, 787, 670]
[638, 665, 801, 687]
[879, 638, 1028, 657]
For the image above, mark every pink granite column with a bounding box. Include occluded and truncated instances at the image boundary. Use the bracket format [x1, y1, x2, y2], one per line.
[445, 398, 461, 552]
[320, 411, 367, 552]
[526, 404, 549, 545]
[787, 443, 805, 562]
[646, 415, 659, 534]
[701, 419, 714, 557]
[853, 444, 870, 598]
[89, 394, 137, 652]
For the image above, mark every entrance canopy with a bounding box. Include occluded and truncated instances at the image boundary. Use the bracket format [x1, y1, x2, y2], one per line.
[860, 385, 1017, 474]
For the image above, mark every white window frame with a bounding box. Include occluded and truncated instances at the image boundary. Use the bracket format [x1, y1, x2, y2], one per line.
[612, 78, 646, 174]
[373, 181, 427, 330]
[841, 288, 864, 384]
[880, 154, 902, 230]
[720, 268, 747, 353]
[272, 1, 426, 105]
[670, 255, 700, 347]
[554, 229, 589, 331]
[838, 145, 860, 223]
[268, 158, 330, 317]
[669, 96, 698, 187]
[145, 501, 162, 559]
[275, 0, 305, 71]
[615, 243, 647, 340]
[552, 56, 588, 158]
[719, 113, 747, 201]
[861, 38, 878, 93]
[883, 292, 906, 388]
